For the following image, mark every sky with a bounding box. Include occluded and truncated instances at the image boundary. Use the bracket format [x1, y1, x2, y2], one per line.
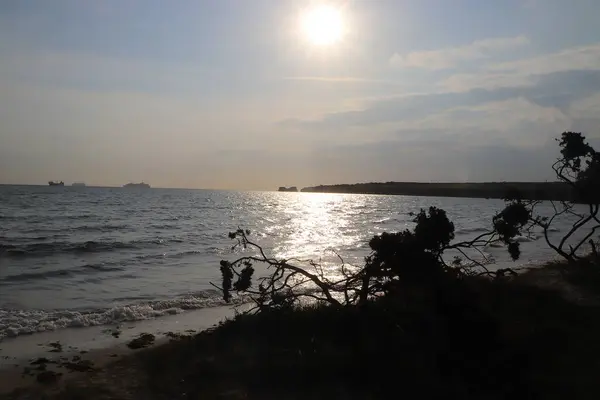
[1, 0, 600, 189]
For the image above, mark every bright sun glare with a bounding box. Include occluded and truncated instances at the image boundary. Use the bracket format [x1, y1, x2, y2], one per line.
[301, 4, 344, 46]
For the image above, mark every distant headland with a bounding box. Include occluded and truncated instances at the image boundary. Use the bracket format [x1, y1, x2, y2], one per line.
[300, 181, 575, 201]
[123, 182, 151, 189]
[278, 186, 298, 192]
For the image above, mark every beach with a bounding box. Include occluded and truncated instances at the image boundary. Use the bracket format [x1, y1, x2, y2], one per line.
[2, 187, 599, 398]
[0, 304, 244, 396]
[3, 263, 600, 399]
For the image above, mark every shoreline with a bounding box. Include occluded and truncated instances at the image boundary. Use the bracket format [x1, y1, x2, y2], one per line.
[3, 259, 600, 398]
[0, 304, 244, 395]
[0, 337, 139, 394]
[0, 255, 565, 362]
[300, 181, 575, 201]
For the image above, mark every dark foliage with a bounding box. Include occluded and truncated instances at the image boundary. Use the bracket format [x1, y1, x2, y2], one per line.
[414, 206, 455, 251]
[214, 207, 496, 311]
[558, 131, 594, 167]
[120, 279, 600, 400]
[302, 181, 574, 201]
[492, 201, 532, 260]
[215, 133, 599, 311]
[7, 134, 600, 400]
[363, 207, 456, 298]
[219, 261, 234, 302]
[202, 133, 600, 398]
[495, 132, 600, 265]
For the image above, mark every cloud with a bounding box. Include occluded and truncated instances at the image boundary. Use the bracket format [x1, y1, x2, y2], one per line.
[389, 35, 530, 70]
[569, 92, 600, 119]
[0, 78, 289, 187]
[441, 72, 535, 91]
[281, 76, 394, 84]
[440, 42, 600, 92]
[282, 69, 600, 131]
[300, 137, 561, 184]
[276, 41, 600, 185]
[0, 49, 216, 95]
[489, 43, 600, 75]
[568, 92, 600, 137]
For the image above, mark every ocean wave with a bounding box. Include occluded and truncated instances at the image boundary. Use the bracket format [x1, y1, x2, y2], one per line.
[0, 239, 177, 258]
[0, 291, 243, 339]
[483, 235, 539, 249]
[17, 224, 132, 235]
[72, 224, 132, 232]
[9, 214, 99, 223]
[514, 235, 538, 243]
[127, 249, 205, 261]
[0, 263, 125, 283]
[455, 226, 489, 235]
[168, 250, 204, 259]
[374, 217, 391, 224]
[149, 224, 179, 230]
[2, 236, 50, 242]
[57, 214, 98, 220]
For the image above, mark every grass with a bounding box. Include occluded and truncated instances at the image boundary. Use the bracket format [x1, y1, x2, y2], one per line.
[6, 265, 600, 399]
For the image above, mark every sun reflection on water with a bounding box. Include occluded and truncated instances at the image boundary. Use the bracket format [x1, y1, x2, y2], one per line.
[268, 193, 365, 267]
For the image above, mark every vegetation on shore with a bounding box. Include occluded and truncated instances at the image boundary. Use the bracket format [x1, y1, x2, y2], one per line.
[6, 266, 600, 399]
[302, 132, 599, 204]
[6, 132, 600, 399]
[301, 181, 575, 200]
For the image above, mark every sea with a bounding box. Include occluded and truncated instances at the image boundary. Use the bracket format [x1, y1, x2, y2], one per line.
[0, 185, 592, 341]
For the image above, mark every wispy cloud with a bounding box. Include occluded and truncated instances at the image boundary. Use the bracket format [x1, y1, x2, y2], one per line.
[441, 42, 600, 91]
[280, 69, 600, 141]
[0, 48, 213, 96]
[441, 72, 535, 91]
[489, 43, 600, 75]
[3, 0, 600, 187]
[281, 76, 402, 85]
[389, 35, 530, 70]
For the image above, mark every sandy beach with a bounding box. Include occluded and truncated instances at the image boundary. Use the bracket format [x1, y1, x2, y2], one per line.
[1, 264, 600, 399]
[0, 304, 242, 395]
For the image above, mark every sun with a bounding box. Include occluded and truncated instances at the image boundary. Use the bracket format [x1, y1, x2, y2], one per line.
[301, 4, 344, 46]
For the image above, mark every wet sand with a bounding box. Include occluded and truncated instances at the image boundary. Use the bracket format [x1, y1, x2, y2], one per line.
[0, 304, 242, 395]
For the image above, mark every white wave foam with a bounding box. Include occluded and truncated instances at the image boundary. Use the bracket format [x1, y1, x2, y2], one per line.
[374, 217, 391, 224]
[455, 226, 489, 235]
[514, 235, 538, 243]
[484, 234, 539, 249]
[0, 292, 245, 340]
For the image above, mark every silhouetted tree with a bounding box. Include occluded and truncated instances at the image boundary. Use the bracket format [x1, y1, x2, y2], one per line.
[215, 132, 599, 310]
[214, 207, 506, 311]
[496, 132, 600, 264]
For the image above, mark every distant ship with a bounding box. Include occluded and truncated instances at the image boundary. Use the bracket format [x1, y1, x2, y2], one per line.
[48, 181, 64, 186]
[123, 182, 151, 189]
[278, 186, 298, 192]
[72, 182, 86, 187]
